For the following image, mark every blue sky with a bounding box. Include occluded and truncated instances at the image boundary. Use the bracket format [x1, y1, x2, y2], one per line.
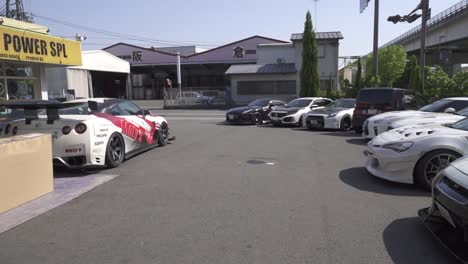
[25, 0, 462, 56]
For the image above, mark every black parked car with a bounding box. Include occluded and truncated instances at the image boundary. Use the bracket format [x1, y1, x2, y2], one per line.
[225, 98, 285, 125]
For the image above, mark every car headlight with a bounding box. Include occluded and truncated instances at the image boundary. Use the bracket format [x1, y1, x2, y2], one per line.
[242, 109, 253, 114]
[328, 113, 337, 117]
[382, 142, 413, 152]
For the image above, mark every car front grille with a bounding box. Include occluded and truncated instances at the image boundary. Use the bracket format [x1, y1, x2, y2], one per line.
[271, 112, 287, 118]
[307, 116, 324, 128]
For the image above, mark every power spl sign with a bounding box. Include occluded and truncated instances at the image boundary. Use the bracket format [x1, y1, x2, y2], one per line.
[0, 25, 82, 66]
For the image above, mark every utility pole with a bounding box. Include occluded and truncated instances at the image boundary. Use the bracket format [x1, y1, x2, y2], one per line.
[5, 0, 9, 18]
[420, 0, 429, 91]
[372, 0, 379, 78]
[313, 0, 319, 30]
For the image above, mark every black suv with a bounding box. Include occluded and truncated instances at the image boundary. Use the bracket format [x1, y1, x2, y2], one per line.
[352, 88, 427, 134]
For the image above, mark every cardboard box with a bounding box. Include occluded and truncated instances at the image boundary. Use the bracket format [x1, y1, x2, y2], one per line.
[0, 133, 53, 213]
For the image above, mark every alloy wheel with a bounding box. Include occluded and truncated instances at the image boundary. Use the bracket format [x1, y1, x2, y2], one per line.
[424, 153, 458, 184]
[109, 135, 123, 161]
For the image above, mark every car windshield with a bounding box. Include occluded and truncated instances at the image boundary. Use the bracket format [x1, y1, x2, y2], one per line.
[357, 89, 395, 105]
[248, 99, 270, 107]
[449, 118, 468, 130]
[456, 107, 468, 116]
[331, 99, 356, 108]
[0, 108, 24, 120]
[419, 99, 452, 112]
[286, 99, 312, 108]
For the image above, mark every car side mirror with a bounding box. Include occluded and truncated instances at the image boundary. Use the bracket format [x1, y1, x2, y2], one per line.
[444, 107, 456, 114]
[143, 109, 151, 116]
[310, 104, 318, 109]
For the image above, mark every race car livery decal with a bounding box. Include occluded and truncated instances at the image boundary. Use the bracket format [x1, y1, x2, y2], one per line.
[92, 112, 158, 144]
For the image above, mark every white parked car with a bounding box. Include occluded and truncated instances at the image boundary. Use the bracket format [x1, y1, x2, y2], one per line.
[303, 98, 356, 130]
[0, 98, 172, 168]
[269, 97, 333, 126]
[364, 117, 468, 190]
[388, 108, 468, 130]
[363, 97, 468, 139]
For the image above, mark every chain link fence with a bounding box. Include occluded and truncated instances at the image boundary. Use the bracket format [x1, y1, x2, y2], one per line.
[164, 87, 229, 108]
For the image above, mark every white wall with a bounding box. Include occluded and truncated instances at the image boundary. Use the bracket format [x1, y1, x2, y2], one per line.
[257, 44, 296, 64]
[230, 74, 297, 105]
[293, 39, 340, 92]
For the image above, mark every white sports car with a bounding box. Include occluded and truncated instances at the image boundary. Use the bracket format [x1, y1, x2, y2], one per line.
[269, 97, 333, 126]
[303, 98, 356, 130]
[0, 98, 172, 168]
[363, 97, 468, 139]
[364, 117, 468, 190]
[388, 109, 468, 131]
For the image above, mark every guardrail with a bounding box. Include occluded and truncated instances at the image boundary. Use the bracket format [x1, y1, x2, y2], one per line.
[383, 0, 468, 48]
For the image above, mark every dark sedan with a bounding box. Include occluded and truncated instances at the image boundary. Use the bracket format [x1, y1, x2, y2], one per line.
[225, 99, 285, 125]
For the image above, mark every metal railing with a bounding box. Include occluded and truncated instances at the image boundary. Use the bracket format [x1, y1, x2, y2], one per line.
[383, 0, 468, 48]
[164, 87, 228, 107]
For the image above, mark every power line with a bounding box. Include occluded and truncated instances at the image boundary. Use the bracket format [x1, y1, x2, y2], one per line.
[32, 13, 225, 47]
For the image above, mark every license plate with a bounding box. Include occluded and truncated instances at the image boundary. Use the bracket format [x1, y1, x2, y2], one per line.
[228, 114, 235, 119]
[367, 109, 378, 115]
[309, 120, 318, 125]
[436, 202, 456, 228]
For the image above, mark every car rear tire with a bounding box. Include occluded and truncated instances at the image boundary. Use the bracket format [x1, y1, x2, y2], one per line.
[251, 112, 262, 125]
[414, 150, 461, 191]
[157, 122, 169, 146]
[105, 133, 125, 168]
[341, 116, 352, 131]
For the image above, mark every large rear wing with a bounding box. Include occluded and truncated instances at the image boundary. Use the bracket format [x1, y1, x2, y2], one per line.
[0, 100, 94, 124]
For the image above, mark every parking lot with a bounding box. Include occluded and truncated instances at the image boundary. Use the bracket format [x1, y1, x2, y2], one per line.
[0, 110, 458, 264]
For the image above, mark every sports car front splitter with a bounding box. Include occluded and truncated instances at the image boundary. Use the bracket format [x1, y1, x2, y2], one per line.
[418, 207, 468, 263]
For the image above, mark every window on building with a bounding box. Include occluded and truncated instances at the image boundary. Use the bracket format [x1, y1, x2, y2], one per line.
[238, 80, 296, 95]
[0, 62, 37, 100]
[132, 74, 143, 87]
[318, 46, 325, 58]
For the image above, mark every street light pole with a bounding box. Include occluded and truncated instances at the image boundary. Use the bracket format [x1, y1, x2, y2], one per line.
[313, 0, 319, 30]
[420, 0, 429, 91]
[373, 0, 379, 78]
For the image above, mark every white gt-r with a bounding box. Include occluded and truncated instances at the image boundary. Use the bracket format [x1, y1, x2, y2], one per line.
[0, 98, 172, 168]
[363, 97, 468, 139]
[364, 117, 468, 190]
[303, 98, 356, 130]
[269, 97, 333, 126]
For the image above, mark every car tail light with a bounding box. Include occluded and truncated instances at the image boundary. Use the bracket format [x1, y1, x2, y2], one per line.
[62, 126, 72, 135]
[12, 126, 18, 135]
[5, 124, 11, 134]
[74, 123, 87, 134]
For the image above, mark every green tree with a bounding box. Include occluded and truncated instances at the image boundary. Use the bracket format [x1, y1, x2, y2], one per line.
[365, 45, 407, 87]
[300, 11, 320, 97]
[453, 71, 468, 95]
[424, 65, 457, 102]
[408, 55, 421, 91]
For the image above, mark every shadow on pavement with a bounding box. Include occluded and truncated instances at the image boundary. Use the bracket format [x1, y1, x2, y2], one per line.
[346, 138, 369, 146]
[383, 217, 457, 264]
[319, 131, 357, 137]
[339, 167, 430, 197]
[53, 167, 102, 178]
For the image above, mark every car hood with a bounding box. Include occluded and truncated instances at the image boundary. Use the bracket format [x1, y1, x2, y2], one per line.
[227, 106, 259, 114]
[368, 110, 427, 123]
[311, 107, 349, 115]
[372, 124, 468, 144]
[391, 113, 465, 128]
[272, 106, 303, 113]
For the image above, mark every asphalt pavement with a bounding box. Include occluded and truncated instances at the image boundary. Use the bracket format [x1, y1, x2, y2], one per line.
[0, 110, 458, 264]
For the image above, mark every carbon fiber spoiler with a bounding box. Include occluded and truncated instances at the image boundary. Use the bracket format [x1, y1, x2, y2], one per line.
[0, 100, 92, 124]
